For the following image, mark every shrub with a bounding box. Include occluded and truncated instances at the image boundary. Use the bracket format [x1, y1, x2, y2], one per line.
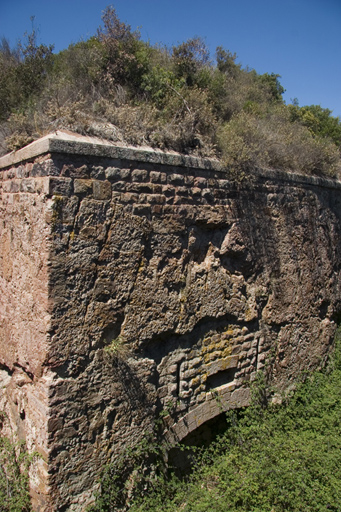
[217, 106, 341, 177]
[0, 431, 33, 512]
[97, 6, 149, 92]
[171, 37, 210, 87]
[288, 104, 341, 147]
[0, 38, 21, 120]
[0, 7, 340, 179]
[125, 328, 341, 512]
[0, 26, 53, 121]
[49, 38, 106, 102]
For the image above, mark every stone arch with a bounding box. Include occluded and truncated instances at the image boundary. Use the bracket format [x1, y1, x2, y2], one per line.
[165, 383, 251, 445]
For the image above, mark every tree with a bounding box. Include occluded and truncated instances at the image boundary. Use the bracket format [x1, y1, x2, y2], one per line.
[0, 24, 53, 120]
[259, 72, 285, 102]
[172, 37, 210, 86]
[97, 6, 147, 90]
[0, 38, 20, 119]
[296, 105, 341, 147]
[215, 46, 239, 77]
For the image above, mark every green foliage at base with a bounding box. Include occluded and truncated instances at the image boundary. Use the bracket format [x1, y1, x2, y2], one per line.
[92, 328, 341, 511]
[0, 429, 33, 512]
[88, 405, 178, 512]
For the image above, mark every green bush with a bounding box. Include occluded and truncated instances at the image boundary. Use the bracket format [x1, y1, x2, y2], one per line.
[97, 6, 149, 92]
[0, 430, 33, 512]
[0, 27, 53, 121]
[49, 38, 106, 101]
[0, 6, 340, 178]
[217, 106, 341, 177]
[171, 37, 210, 87]
[126, 328, 341, 512]
[288, 104, 341, 147]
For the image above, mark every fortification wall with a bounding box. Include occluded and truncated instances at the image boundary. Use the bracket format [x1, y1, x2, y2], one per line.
[1, 132, 341, 511]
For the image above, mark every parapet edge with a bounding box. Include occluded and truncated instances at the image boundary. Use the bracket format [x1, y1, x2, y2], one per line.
[0, 130, 340, 190]
[0, 130, 221, 172]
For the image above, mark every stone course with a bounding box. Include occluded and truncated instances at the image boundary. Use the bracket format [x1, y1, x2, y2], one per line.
[1, 131, 341, 511]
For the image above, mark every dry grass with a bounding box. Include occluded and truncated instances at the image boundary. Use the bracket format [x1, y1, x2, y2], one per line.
[0, 7, 340, 178]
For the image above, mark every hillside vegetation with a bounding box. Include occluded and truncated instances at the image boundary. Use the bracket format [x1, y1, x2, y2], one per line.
[1, 7, 341, 178]
[92, 328, 341, 512]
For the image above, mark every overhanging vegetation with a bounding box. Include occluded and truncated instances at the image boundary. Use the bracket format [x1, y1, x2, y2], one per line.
[0, 6, 341, 177]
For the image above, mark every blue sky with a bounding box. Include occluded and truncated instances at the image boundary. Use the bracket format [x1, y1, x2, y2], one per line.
[1, 0, 340, 117]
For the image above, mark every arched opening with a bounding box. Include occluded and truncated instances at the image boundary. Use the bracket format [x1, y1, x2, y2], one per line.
[167, 412, 229, 476]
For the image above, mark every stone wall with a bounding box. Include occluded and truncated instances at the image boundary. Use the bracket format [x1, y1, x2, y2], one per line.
[1, 132, 341, 511]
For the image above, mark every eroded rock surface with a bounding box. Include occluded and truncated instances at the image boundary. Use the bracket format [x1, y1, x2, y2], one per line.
[1, 133, 341, 510]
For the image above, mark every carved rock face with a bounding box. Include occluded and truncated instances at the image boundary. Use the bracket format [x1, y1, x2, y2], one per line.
[1, 133, 341, 510]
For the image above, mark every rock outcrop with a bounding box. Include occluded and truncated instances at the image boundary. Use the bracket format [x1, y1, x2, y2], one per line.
[1, 132, 341, 510]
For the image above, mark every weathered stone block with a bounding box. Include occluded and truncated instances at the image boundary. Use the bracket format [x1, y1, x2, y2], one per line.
[128, 182, 154, 193]
[3, 179, 19, 193]
[132, 169, 148, 182]
[92, 180, 112, 200]
[111, 180, 127, 191]
[90, 166, 105, 179]
[74, 179, 93, 195]
[149, 171, 161, 183]
[162, 184, 175, 196]
[48, 177, 72, 196]
[105, 166, 121, 180]
[194, 177, 207, 188]
[168, 173, 185, 185]
[191, 186, 202, 197]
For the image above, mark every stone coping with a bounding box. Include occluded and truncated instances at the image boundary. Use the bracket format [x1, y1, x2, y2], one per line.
[0, 130, 341, 190]
[0, 130, 221, 172]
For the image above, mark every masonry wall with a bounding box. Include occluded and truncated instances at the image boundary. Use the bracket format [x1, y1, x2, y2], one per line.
[0, 165, 53, 508]
[1, 133, 341, 511]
